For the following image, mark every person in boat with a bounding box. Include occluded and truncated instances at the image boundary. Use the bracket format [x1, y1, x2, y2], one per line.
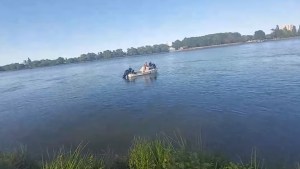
[129, 67, 135, 73]
[130, 67, 135, 74]
[148, 62, 156, 69]
[123, 69, 129, 79]
[153, 63, 156, 69]
[143, 62, 148, 72]
[149, 62, 154, 70]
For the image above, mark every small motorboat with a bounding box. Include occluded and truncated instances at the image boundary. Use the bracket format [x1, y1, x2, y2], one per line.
[123, 63, 157, 79]
[127, 68, 157, 78]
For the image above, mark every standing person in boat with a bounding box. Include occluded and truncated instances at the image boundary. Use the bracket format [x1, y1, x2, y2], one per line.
[143, 62, 148, 72]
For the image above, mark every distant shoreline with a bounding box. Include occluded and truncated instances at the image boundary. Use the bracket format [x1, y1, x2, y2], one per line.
[173, 36, 300, 53]
[174, 42, 245, 52]
[1, 36, 299, 72]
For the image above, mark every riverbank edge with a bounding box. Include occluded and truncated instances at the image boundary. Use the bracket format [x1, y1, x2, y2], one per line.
[173, 36, 300, 53]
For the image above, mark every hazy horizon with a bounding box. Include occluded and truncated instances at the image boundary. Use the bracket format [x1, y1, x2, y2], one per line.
[0, 0, 299, 65]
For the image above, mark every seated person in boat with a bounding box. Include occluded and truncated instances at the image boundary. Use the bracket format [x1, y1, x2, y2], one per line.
[128, 67, 135, 74]
[123, 67, 135, 79]
[148, 62, 156, 69]
[148, 62, 152, 70]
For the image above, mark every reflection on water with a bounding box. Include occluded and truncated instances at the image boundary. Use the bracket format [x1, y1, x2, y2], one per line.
[0, 39, 300, 167]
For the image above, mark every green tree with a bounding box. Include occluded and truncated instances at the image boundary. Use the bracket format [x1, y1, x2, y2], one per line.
[31, 60, 42, 68]
[145, 45, 153, 54]
[282, 27, 292, 37]
[137, 46, 147, 55]
[2, 63, 26, 70]
[102, 50, 112, 58]
[152, 45, 161, 53]
[127, 47, 138, 56]
[158, 44, 169, 52]
[272, 25, 280, 38]
[254, 30, 266, 40]
[242, 35, 253, 41]
[66, 58, 78, 63]
[27, 57, 32, 64]
[97, 52, 104, 59]
[56, 57, 65, 64]
[277, 30, 285, 38]
[39, 59, 52, 66]
[113, 49, 125, 57]
[78, 54, 88, 62]
[26, 57, 32, 68]
[86, 53, 97, 61]
[292, 26, 297, 36]
[172, 40, 182, 50]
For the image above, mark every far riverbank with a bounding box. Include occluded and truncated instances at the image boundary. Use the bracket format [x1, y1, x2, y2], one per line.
[174, 36, 300, 53]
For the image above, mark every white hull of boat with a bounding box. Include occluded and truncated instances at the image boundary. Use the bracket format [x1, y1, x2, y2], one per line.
[127, 69, 157, 78]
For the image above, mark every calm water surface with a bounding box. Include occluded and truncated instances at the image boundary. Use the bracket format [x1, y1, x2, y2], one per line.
[1, 39, 300, 167]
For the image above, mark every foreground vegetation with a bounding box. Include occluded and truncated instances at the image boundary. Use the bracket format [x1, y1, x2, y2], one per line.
[1, 25, 299, 72]
[1, 135, 299, 169]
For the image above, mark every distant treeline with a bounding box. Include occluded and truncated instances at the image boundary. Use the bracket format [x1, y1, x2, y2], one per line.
[269, 25, 299, 39]
[0, 44, 169, 71]
[172, 25, 300, 50]
[172, 32, 246, 49]
[1, 25, 300, 72]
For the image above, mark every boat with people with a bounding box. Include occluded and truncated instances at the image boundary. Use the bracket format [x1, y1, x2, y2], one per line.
[123, 62, 157, 79]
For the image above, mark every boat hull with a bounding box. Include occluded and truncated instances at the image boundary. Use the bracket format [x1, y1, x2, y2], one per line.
[127, 69, 157, 78]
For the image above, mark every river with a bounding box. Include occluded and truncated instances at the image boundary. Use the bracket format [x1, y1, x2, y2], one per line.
[1, 39, 300, 167]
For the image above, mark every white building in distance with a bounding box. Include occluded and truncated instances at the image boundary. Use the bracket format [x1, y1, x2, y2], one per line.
[280, 24, 295, 31]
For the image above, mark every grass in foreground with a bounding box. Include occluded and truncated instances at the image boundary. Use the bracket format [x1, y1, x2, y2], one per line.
[0, 136, 297, 169]
[42, 144, 105, 169]
[128, 137, 264, 169]
[0, 145, 39, 169]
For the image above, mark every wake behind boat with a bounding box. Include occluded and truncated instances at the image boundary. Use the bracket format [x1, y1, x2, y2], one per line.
[123, 62, 157, 80]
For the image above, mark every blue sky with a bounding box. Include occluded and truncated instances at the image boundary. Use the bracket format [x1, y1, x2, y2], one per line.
[0, 0, 299, 65]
